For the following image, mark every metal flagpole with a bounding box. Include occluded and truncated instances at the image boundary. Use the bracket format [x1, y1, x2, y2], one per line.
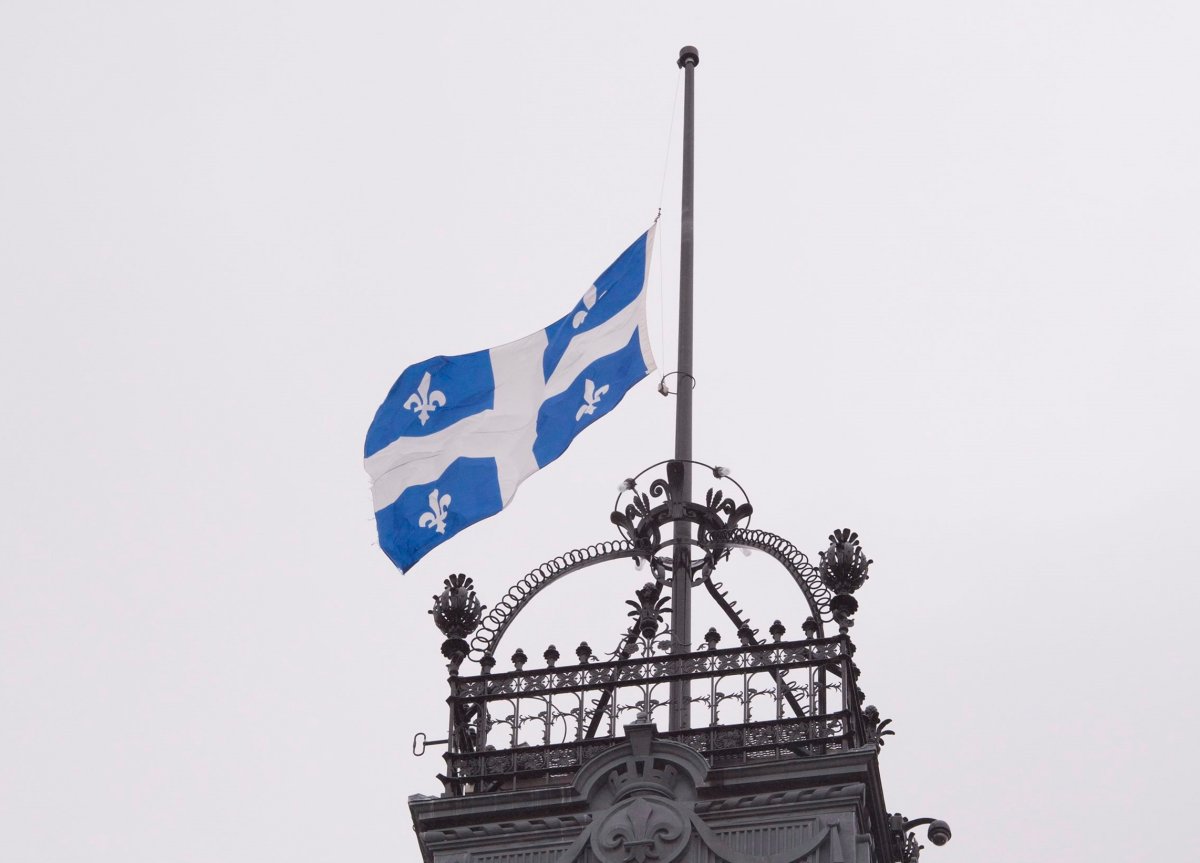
[669, 45, 698, 732]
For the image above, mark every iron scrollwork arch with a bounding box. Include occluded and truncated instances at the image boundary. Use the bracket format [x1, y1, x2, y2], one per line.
[469, 541, 640, 661]
[711, 528, 835, 632]
[470, 527, 834, 662]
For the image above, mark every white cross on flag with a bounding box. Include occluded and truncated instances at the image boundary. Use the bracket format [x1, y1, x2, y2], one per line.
[364, 228, 657, 572]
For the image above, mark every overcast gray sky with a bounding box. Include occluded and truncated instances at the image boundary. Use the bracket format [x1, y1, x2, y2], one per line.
[3, 3, 1199, 861]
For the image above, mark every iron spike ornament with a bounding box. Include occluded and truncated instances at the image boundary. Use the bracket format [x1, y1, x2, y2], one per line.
[429, 573, 484, 670]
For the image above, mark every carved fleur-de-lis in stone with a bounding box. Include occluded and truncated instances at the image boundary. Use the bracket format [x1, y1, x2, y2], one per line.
[403, 371, 446, 425]
[598, 798, 686, 863]
[418, 488, 451, 534]
[576, 378, 610, 421]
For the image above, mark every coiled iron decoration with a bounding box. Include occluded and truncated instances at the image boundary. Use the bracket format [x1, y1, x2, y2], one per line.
[468, 527, 840, 662]
[469, 540, 639, 661]
[709, 527, 834, 627]
[466, 461, 860, 659]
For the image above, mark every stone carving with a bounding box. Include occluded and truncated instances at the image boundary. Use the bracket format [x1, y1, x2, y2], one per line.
[692, 783, 866, 815]
[594, 797, 688, 863]
[547, 721, 858, 863]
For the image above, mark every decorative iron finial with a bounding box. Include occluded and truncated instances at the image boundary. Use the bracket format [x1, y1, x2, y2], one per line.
[863, 704, 895, 748]
[802, 616, 819, 640]
[769, 620, 786, 643]
[511, 647, 527, 671]
[430, 573, 485, 670]
[703, 626, 721, 650]
[626, 582, 669, 640]
[819, 529, 872, 632]
[818, 529, 872, 594]
[543, 644, 560, 668]
[575, 641, 593, 664]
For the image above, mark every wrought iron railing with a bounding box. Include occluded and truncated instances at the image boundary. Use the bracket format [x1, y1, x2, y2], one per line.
[417, 479, 952, 857]
[440, 635, 867, 796]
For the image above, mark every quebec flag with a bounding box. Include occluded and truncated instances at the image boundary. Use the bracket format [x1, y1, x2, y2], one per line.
[365, 228, 656, 572]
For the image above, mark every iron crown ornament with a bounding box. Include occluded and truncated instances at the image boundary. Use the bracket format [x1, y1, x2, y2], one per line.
[610, 460, 753, 569]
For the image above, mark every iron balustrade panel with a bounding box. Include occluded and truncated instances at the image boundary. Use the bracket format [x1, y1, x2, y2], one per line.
[440, 635, 863, 795]
[449, 637, 850, 702]
[445, 638, 852, 759]
[446, 738, 625, 786]
[443, 713, 853, 791]
[662, 713, 851, 760]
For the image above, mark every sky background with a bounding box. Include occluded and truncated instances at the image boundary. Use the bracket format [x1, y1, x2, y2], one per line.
[3, 3, 1199, 861]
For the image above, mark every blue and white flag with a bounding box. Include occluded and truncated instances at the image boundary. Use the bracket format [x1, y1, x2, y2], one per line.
[365, 228, 657, 572]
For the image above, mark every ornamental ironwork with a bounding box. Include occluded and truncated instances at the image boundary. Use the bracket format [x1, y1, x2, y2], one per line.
[429, 573, 484, 669]
[626, 581, 669, 642]
[469, 540, 638, 661]
[412, 459, 951, 861]
[441, 633, 859, 796]
[611, 460, 753, 573]
[863, 703, 895, 748]
[819, 528, 873, 595]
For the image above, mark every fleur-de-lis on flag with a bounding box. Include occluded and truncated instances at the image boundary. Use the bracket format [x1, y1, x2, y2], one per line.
[418, 488, 451, 534]
[404, 371, 447, 425]
[572, 284, 606, 329]
[576, 378, 610, 421]
[364, 226, 657, 573]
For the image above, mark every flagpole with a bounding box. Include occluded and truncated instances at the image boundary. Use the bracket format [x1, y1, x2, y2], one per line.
[669, 45, 698, 732]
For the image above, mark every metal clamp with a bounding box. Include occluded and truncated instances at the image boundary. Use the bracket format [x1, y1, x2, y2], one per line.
[657, 372, 696, 397]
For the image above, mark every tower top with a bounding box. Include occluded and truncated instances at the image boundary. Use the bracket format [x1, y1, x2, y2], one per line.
[407, 46, 952, 863]
[413, 460, 951, 862]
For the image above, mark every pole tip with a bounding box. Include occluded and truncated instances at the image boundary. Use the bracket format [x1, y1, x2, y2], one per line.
[677, 46, 699, 68]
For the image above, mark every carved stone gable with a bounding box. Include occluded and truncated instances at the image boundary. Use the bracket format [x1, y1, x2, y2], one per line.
[536, 722, 872, 863]
[414, 719, 894, 863]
